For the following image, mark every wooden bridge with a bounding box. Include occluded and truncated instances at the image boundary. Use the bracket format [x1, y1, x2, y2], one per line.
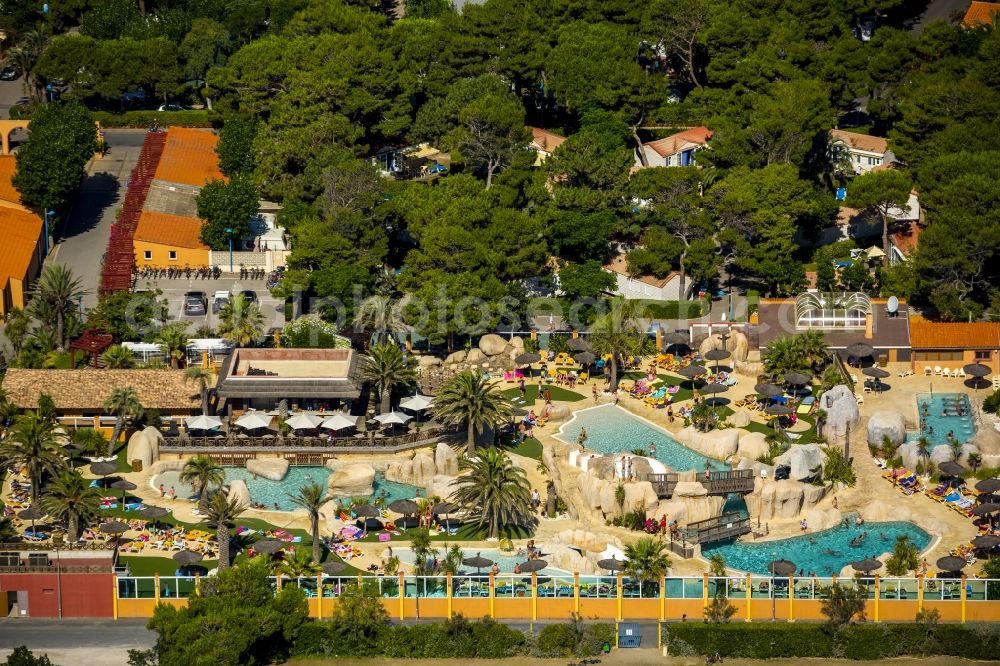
[681, 512, 752, 545]
[647, 469, 755, 498]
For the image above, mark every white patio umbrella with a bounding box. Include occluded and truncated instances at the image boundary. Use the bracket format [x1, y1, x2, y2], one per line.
[186, 415, 223, 430]
[321, 413, 358, 431]
[374, 411, 413, 426]
[284, 413, 323, 430]
[399, 394, 434, 412]
[236, 412, 273, 430]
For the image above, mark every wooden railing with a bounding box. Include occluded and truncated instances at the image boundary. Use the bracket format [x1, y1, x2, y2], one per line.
[647, 470, 755, 498]
[681, 512, 752, 545]
[159, 426, 461, 454]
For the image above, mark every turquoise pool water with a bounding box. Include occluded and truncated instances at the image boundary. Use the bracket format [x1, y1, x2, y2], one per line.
[151, 468, 422, 511]
[701, 517, 932, 576]
[391, 547, 569, 575]
[555, 404, 727, 471]
[916, 393, 975, 445]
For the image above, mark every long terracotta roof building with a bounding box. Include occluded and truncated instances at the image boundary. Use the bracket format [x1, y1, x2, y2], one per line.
[2, 369, 200, 414]
[0, 155, 45, 316]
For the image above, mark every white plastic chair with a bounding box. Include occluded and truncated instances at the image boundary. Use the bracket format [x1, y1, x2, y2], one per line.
[957, 368, 967, 378]
[924, 366, 932, 376]
[934, 366, 942, 376]
[942, 368, 951, 378]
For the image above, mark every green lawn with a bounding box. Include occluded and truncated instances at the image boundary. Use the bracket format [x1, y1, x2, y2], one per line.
[502, 437, 542, 461]
[501, 383, 584, 405]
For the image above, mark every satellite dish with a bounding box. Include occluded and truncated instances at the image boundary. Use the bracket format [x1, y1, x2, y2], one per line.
[887, 296, 899, 315]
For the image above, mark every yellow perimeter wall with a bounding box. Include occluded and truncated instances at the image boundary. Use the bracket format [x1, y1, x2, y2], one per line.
[134, 240, 209, 269]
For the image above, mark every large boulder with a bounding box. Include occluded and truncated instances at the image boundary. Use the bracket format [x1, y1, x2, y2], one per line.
[897, 441, 921, 471]
[435, 443, 459, 476]
[444, 350, 466, 365]
[479, 334, 507, 356]
[959, 443, 981, 467]
[867, 410, 907, 447]
[672, 481, 708, 497]
[730, 331, 749, 362]
[246, 457, 290, 481]
[774, 444, 824, 482]
[510, 336, 525, 351]
[126, 430, 154, 471]
[803, 507, 842, 531]
[736, 432, 769, 462]
[384, 453, 436, 487]
[227, 479, 251, 508]
[623, 482, 660, 512]
[327, 463, 375, 497]
[142, 426, 163, 460]
[821, 385, 861, 442]
[929, 445, 955, 466]
[418, 355, 442, 368]
[729, 411, 751, 428]
[466, 348, 486, 364]
[545, 404, 572, 422]
[675, 426, 739, 460]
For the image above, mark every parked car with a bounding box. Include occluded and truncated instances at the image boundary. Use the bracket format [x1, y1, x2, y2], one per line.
[121, 89, 147, 106]
[183, 291, 207, 316]
[211, 291, 230, 314]
[157, 103, 190, 111]
[239, 290, 258, 306]
[0, 65, 20, 81]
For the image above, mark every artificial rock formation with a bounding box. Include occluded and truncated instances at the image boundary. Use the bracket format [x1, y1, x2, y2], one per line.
[126, 430, 155, 471]
[478, 334, 507, 356]
[752, 479, 829, 520]
[246, 457, 290, 481]
[820, 385, 861, 443]
[227, 479, 251, 508]
[674, 426, 740, 460]
[435, 442, 459, 476]
[867, 410, 907, 447]
[736, 432, 769, 462]
[384, 452, 437, 487]
[327, 463, 376, 497]
[773, 444, 824, 482]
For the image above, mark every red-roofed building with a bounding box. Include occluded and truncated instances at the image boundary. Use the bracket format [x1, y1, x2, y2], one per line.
[527, 127, 566, 165]
[636, 127, 712, 169]
[889, 220, 922, 265]
[910, 316, 1000, 373]
[0, 156, 44, 315]
[829, 129, 891, 174]
[962, 1, 1000, 27]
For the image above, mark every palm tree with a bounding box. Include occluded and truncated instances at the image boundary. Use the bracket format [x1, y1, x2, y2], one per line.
[409, 529, 433, 575]
[762, 336, 810, 381]
[288, 482, 326, 564]
[180, 456, 225, 512]
[72, 428, 108, 458]
[103, 387, 143, 457]
[27, 264, 86, 351]
[916, 436, 933, 474]
[449, 447, 533, 539]
[101, 345, 135, 369]
[277, 548, 320, 579]
[373, 265, 398, 298]
[184, 366, 214, 415]
[41, 470, 102, 543]
[360, 343, 417, 414]
[623, 537, 672, 583]
[433, 371, 513, 456]
[155, 323, 189, 369]
[201, 490, 245, 570]
[969, 452, 983, 475]
[439, 544, 464, 575]
[796, 330, 831, 375]
[590, 297, 646, 389]
[355, 295, 406, 345]
[218, 294, 265, 347]
[0, 412, 65, 504]
[5, 307, 31, 356]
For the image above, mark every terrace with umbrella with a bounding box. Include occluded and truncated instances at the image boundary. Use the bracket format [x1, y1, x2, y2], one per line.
[964, 363, 992, 391]
[463, 553, 495, 574]
[514, 352, 542, 379]
[235, 412, 274, 438]
[862, 366, 890, 394]
[373, 410, 412, 435]
[185, 414, 223, 436]
[845, 342, 875, 367]
[567, 337, 591, 352]
[388, 499, 420, 528]
[320, 413, 358, 434]
[285, 412, 323, 435]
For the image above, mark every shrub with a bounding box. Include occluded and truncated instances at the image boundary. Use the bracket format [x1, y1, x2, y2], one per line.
[92, 110, 217, 128]
[665, 623, 834, 658]
[984, 389, 1000, 414]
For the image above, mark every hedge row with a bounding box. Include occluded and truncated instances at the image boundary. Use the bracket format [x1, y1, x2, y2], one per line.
[92, 110, 218, 128]
[291, 616, 615, 659]
[664, 622, 1000, 660]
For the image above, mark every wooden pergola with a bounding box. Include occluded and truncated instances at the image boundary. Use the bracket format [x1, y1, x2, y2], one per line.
[69, 330, 114, 368]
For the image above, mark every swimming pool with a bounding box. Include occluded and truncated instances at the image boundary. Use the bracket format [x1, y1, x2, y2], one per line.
[391, 547, 569, 575]
[555, 404, 727, 472]
[701, 517, 932, 576]
[915, 393, 975, 445]
[151, 467, 422, 511]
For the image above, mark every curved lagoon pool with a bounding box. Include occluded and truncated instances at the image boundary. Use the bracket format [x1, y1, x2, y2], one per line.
[555, 404, 726, 471]
[151, 467, 422, 512]
[701, 517, 932, 576]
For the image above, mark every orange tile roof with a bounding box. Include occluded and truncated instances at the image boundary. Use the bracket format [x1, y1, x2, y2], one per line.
[0, 155, 23, 207]
[890, 220, 921, 255]
[829, 129, 888, 155]
[135, 210, 209, 249]
[910, 316, 1000, 349]
[602, 253, 677, 288]
[963, 1, 1000, 26]
[644, 127, 712, 158]
[0, 207, 41, 287]
[153, 128, 223, 188]
[528, 127, 567, 153]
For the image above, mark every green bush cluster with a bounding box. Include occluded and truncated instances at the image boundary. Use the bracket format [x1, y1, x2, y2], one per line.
[92, 110, 217, 128]
[984, 389, 1000, 415]
[663, 622, 1000, 660]
[292, 614, 612, 659]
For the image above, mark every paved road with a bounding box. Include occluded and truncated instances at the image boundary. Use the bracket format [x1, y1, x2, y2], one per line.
[908, 0, 967, 33]
[47, 130, 148, 309]
[0, 75, 27, 121]
[0, 618, 154, 666]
